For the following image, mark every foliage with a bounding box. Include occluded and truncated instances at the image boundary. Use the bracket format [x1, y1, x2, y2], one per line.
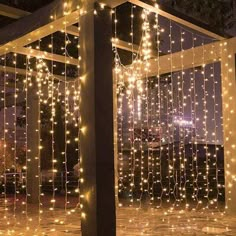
[0, 141, 26, 174]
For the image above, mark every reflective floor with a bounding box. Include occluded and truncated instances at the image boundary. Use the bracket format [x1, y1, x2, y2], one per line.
[1, 197, 236, 235]
[117, 208, 236, 236]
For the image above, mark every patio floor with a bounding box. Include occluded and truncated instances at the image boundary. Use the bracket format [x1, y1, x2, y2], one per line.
[0, 197, 236, 235]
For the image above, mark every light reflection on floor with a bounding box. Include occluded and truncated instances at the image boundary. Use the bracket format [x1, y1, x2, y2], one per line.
[117, 207, 235, 236]
[1, 198, 236, 235]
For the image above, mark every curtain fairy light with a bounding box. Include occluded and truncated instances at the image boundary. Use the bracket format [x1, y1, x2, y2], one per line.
[50, 33, 56, 219]
[129, 3, 135, 206]
[25, 54, 30, 230]
[211, 43, 220, 210]
[169, 20, 176, 207]
[36, 50, 42, 226]
[192, 35, 199, 209]
[201, 39, 210, 210]
[0, 2, 84, 234]
[3, 52, 8, 225]
[114, 4, 224, 214]
[75, 24, 81, 207]
[180, 29, 187, 208]
[13, 53, 18, 224]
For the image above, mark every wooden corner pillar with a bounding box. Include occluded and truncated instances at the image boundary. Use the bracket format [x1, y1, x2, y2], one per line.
[221, 37, 236, 214]
[26, 83, 40, 204]
[80, 2, 116, 235]
[113, 75, 119, 206]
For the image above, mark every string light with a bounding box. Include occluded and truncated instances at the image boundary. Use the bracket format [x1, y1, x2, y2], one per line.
[25, 54, 29, 230]
[50, 33, 56, 221]
[13, 53, 17, 224]
[114, 3, 225, 217]
[3, 52, 8, 225]
[0, 1, 233, 234]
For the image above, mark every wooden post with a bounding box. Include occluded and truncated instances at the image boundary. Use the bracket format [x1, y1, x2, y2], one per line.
[80, 2, 116, 235]
[113, 75, 119, 206]
[26, 84, 40, 204]
[221, 38, 236, 214]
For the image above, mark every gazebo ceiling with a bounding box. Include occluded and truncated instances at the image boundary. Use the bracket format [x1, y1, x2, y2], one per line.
[0, 0, 54, 12]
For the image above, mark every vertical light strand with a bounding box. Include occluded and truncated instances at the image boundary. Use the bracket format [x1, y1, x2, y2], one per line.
[211, 43, 219, 210]
[144, 12, 151, 207]
[189, 64, 195, 208]
[149, 78, 154, 206]
[180, 29, 187, 208]
[169, 20, 176, 207]
[64, 25, 69, 217]
[156, 12, 162, 208]
[192, 35, 199, 209]
[76, 24, 81, 208]
[221, 42, 228, 212]
[141, 10, 151, 207]
[127, 6, 134, 204]
[166, 22, 171, 205]
[36, 47, 42, 226]
[139, 11, 145, 206]
[113, 8, 124, 203]
[50, 33, 56, 216]
[201, 39, 210, 210]
[190, 33, 196, 208]
[165, 74, 171, 205]
[13, 53, 18, 223]
[176, 37, 182, 207]
[25, 55, 29, 230]
[130, 3, 135, 206]
[3, 52, 8, 224]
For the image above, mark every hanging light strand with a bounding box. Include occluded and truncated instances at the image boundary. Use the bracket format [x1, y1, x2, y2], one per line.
[3, 52, 8, 223]
[13, 53, 18, 221]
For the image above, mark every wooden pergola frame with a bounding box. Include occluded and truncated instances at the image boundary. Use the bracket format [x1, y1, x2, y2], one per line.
[0, 0, 235, 235]
[0, 0, 227, 63]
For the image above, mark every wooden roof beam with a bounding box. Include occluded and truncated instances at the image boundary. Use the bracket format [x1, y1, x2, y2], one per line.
[112, 38, 158, 57]
[66, 25, 79, 37]
[0, 65, 72, 82]
[128, 0, 226, 40]
[99, 0, 126, 8]
[102, 0, 226, 40]
[0, 3, 30, 19]
[0, 0, 80, 56]
[0, 79, 78, 109]
[14, 47, 78, 66]
[122, 37, 236, 79]
[0, 3, 79, 37]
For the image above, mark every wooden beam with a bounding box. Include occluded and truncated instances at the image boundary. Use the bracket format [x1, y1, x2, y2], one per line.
[99, 0, 126, 8]
[0, 4, 80, 37]
[221, 37, 236, 215]
[0, 65, 70, 82]
[128, 0, 226, 40]
[58, 27, 145, 54]
[120, 37, 236, 80]
[0, 80, 78, 109]
[112, 38, 158, 57]
[103, 0, 226, 40]
[112, 38, 140, 54]
[0, 0, 80, 56]
[0, 2, 157, 57]
[156, 40, 221, 75]
[133, 38, 236, 78]
[0, 3, 30, 19]
[14, 47, 78, 66]
[66, 25, 79, 36]
[80, 3, 116, 235]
